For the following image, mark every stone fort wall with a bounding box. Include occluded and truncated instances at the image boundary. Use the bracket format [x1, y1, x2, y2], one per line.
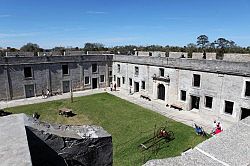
[112, 55, 250, 122]
[1, 54, 250, 122]
[0, 55, 113, 100]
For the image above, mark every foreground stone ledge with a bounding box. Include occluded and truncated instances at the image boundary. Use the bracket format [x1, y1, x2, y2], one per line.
[0, 113, 113, 166]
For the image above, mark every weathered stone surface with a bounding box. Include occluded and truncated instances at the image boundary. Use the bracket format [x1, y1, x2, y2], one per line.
[0, 114, 32, 166]
[0, 114, 113, 166]
[24, 115, 113, 166]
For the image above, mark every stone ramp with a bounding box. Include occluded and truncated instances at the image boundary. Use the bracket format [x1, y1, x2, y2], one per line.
[0, 114, 32, 166]
[144, 117, 250, 166]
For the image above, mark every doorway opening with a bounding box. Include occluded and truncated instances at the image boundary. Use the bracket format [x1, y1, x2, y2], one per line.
[92, 78, 98, 89]
[25, 84, 35, 98]
[117, 77, 121, 87]
[62, 81, 70, 93]
[134, 82, 139, 92]
[191, 95, 200, 109]
[157, 84, 165, 100]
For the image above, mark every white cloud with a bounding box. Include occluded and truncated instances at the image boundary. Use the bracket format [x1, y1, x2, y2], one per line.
[0, 32, 37, 38]
[86, 36, 140, 44]
[0, 14, 11, 18]
[86, 11, 107, 14]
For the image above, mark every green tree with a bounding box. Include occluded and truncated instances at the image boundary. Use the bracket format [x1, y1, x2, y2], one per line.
[20, 43, 43, 53]
[197, 35, 209, 48]
[84, 43, 106, 51]
[186, 43, 197, 58]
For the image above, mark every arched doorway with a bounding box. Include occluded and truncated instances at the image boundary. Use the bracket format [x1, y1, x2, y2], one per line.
[158, 84, 165, 100]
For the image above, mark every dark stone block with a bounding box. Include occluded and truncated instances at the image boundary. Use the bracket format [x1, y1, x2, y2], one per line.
[25, 118, 112, 166]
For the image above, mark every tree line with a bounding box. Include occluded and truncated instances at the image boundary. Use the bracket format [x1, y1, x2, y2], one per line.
[1, 35, 250, 57]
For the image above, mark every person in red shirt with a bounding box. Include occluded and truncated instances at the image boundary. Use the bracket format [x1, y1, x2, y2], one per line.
[214, 123, 222, 134]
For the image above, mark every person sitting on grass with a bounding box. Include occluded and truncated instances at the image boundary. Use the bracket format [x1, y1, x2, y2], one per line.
[194, 124, 203, 135]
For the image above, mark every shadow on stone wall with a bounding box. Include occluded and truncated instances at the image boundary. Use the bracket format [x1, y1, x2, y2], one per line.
[25, 125, 112, 166]
[25, 127, 67, 166]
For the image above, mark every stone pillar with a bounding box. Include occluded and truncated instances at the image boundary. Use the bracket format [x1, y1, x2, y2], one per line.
[105, 62, 109, 89]
[80, 64, 84, 90]
[4, 66, 12, 100]
[47, 65, 52, 91]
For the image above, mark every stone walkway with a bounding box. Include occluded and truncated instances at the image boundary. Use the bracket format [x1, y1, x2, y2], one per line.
[0, 89, 106, 110]
[108, 90, 235, 132]
[0, 88, 235, 132]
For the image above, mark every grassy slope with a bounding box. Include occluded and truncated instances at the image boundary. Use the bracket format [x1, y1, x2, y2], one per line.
[5, 93, 206, 166]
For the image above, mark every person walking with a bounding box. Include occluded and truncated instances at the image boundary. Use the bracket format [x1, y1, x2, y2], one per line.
[114, 83, 116, 91]
[42, 90, 45, 98]
[110, 82, 113, 91]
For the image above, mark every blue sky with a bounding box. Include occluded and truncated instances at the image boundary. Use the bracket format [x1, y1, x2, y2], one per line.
[0, 0, 250, 48]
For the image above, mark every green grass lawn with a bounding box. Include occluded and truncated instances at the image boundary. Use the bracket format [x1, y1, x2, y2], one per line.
[5, 93, 207, 166]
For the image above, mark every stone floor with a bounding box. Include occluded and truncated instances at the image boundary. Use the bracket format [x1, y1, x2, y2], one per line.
[0, 88, 105, 110]
[0, 88, 235, 132]
[144, 117, 250, 166]
[108, 90, 234, 132]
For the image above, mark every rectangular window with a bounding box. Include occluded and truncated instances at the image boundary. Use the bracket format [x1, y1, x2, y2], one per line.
[180, 90, 186, 101]
[141, 81, 145, 90]
[245, 81, 250, 96]
[24, 67, 32, 78]
[205, 96, 213, 108]
[92, 64, 98, 73]
[122, 77, 125, 84]
[62, 65, 69, 75]
[84, 76, 90, 85]
[225, 100, 234, 115]
[100, 75, 105, 82]
[129, 78, 132, 86]
[117, 64, 120, 73]
[109, 70, 112, 76]
[135, 66, 139, 76]
[193, 74, 200, 87]
[159, 68, 164, 77]
[114, 75, 116, 81]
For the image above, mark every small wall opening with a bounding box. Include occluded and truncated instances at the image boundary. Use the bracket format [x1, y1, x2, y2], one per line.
[24, 67, 32, 78]
[92, 64, 98, 73]
[245, 81, 250, 97]
[62, 65, 69, 75]
[180, 90, 186, 101]
[241, 108, 250, 120]
[205, 96, 213, 109]
[193, 74, 200, 87]
[225, 100, 234, 115]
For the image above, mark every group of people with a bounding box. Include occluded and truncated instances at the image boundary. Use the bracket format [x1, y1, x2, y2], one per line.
[194, 120, 223, 136]
[42, 89, 51, 99]
[110, 83, 116, 91]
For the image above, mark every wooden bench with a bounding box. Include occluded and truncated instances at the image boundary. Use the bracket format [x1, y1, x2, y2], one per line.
[170, 104, 182, 111]
[140, 95, 151, 101]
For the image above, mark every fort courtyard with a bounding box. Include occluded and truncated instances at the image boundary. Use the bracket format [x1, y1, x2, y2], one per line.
[2, 92, 207, 165]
